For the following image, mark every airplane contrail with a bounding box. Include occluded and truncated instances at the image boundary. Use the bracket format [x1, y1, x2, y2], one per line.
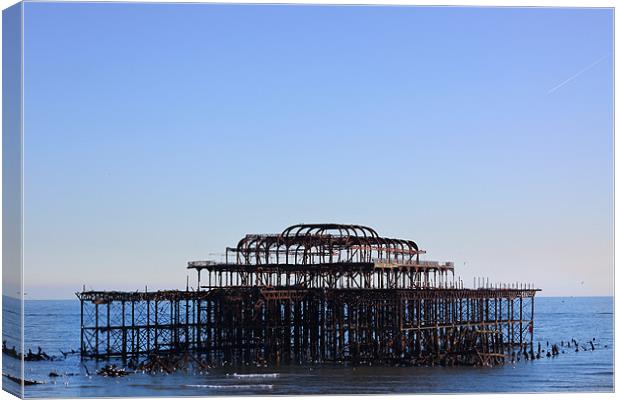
[547, 54, 609, 94]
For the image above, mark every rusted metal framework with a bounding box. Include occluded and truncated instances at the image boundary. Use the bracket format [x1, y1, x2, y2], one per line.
[78, 224, 539, 367]
[190, 224, 453, 290]
[230, 224, 422, 265]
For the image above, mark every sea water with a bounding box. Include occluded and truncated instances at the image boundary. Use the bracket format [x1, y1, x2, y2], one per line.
[2, 296, 613, 397]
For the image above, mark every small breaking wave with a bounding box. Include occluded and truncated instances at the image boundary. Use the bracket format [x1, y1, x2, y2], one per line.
[229, 373, 280, 379]
[183, 384, 274, 390]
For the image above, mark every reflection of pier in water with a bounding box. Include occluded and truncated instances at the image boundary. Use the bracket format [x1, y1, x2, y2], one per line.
[77, 224, 538, 367]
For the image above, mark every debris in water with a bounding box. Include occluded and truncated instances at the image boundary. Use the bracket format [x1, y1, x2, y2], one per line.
[2, 372, 44, 385]
[96, 364, 130, 377]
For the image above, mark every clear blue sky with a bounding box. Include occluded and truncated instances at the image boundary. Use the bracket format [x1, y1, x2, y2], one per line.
[22, 3, 612, 299]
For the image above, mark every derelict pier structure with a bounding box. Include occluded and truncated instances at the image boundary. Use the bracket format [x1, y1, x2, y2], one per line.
[77, 224, 538, 367]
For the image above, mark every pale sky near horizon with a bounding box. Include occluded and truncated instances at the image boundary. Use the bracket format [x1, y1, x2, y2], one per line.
[19, 3, 612, 299]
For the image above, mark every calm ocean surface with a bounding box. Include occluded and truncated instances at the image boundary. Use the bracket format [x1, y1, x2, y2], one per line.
[2, 296, 613, 397]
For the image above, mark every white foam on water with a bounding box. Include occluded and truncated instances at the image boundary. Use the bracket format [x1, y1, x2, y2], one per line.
[230, 373, 280, 379]
[183, 384, 274, 389]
